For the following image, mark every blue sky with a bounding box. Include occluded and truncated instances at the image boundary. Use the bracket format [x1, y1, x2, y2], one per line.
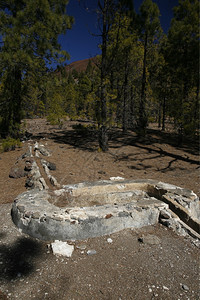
[60, 0, 179, 64]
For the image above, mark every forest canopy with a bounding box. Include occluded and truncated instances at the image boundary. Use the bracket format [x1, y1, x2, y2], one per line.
[0, 0, 199, 150]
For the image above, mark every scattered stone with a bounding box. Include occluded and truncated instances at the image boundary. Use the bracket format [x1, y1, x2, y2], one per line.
[163, 286, 169, 290]
[87, 249, 97, 256]
[98, 170, 106, 175]
[107, 238, 113, 243]
[77, 244, 87, 250]
[159, 218, 170, 227]
[39, 178, 49, 190]
[138, 237, 144, 243]
[9, 166, 26, 178]
[34, 142, 50, 156]
[49, 175, 60, 187]
[160, 210, 171, 219]
[47, 162, 56, 171]
[182, 284, 189, 291]
[39, 146, 50, 157]
[51, 240, 74, 257]
[24, 160, 34, 172]
[41, 159, 56, 171]
[105, 214, 113, 219]
[24, 164, 32, 172]
[54, 189, 66, 196]
[110, 177, 125, 181]
[138, 234, 161, 245]
[25, 176, 34, 188]
[35, 150, 40, 157]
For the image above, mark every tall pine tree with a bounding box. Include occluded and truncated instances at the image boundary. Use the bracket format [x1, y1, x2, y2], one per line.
[0, 0, 73, 137]
[166, 0, 199, 138]
[137, 0, 162, 135]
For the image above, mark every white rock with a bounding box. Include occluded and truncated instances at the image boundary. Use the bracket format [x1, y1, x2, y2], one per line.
[76, 244, 87, 250]
[34, 142, 39, 150]
[54, 189, 66, 196]
[51, 240, 74, 257]
[87, 249, 96, 255]
[107, 238, 113, 243]
[157, 182, 177, 190]
[110, 176, 125, 181]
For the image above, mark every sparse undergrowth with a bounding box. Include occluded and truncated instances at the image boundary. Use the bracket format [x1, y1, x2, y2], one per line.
[0, 137, 22, 153]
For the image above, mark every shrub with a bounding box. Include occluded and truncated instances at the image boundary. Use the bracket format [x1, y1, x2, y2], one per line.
[46, 113, 63, 128]
[0, 137, 22, 152]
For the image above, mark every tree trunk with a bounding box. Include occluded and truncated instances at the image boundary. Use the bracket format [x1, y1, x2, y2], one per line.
[162, 96, 166, 131]
[138, 32, 148, 135]
[158, 99, 161, 128]
[98, 0, 109, 151]
[130, 85, 135, 129]
[122, 58, 128, 132]
[116, 79, 122, 127]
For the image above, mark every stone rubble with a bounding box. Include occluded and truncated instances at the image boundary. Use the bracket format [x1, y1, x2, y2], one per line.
[51, 240, 74, 257]
[9, 142, 58, 191]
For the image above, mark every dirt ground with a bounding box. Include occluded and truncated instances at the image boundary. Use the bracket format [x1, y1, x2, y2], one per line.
[0, 118, 199, 300]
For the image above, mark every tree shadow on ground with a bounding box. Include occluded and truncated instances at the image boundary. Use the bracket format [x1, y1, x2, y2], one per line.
[50, 128, 99, 152]
[0, 232, 7, 239]
[0, 237, 43, 281]
[108, 129, 199, 167]
[31, 125, 199, 169]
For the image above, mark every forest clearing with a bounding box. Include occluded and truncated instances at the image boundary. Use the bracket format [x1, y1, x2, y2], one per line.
[0, 118, 199, 299]
[0, 0, 199, 299]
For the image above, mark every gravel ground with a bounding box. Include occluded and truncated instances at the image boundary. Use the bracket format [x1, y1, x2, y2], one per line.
[0, 203, 199, 300]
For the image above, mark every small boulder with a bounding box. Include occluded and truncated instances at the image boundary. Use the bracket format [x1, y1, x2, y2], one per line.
[44, 161, 56, 170]
[51, 240, 74, 257]
[107, 238, 113, 243]
[110, 176, 125, 181]
[25, 176, 34, 188]
[87, 249, 97, 255]
[182, 284, 189, 291]
[160, 210, 171, 219]
[24, 161, 33, 172]
[9, 166, 26, 178]
[138, 234, 161, 245]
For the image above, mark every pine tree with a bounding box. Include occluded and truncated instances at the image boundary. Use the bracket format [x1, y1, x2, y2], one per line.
[106, 11, 142, 132]
[166, 0, 199, 139]
[0, 0, 73, 137]
[137, 0, 162, 135]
